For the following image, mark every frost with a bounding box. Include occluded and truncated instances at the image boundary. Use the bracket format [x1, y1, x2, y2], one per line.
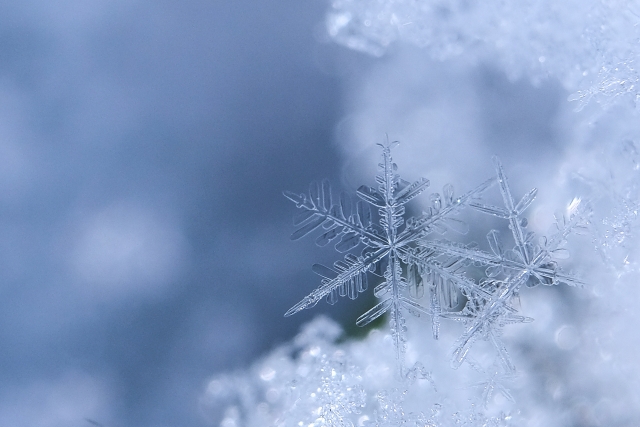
[201, 317, 363, 427]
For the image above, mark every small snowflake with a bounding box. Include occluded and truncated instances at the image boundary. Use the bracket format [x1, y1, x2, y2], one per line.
[423, 157, 590, 370]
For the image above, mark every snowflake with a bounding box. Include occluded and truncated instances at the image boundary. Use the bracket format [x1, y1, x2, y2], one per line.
[284, 140, 494, 371]
[283, 141, 589, 377]
[422, 157, 590, 371]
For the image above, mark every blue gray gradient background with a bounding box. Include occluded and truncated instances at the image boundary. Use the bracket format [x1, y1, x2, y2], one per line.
[0, 1, 369, 426]
[0, 1, 571, 426]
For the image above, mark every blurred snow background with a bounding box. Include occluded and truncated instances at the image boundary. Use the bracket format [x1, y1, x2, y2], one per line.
[1, 0, 640, 426]
[0, 1, 357, 426]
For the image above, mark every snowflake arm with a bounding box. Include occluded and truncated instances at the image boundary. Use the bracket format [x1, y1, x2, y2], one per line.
[283, 178, 391, 316]
[285, 248, 388, 317]
[420, 236, 586, 287]
[489, 156, 537, 264]
[402, 247, 493, 339]
[397, 176, 497, 247]
[284, 180, 385, 248]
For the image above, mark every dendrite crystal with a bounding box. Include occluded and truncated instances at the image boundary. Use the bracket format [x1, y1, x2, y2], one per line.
[284, 141, 589, 377]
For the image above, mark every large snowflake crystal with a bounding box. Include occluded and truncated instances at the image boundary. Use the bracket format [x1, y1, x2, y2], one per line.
[284, 142, 588, 375]
[284, 141, 494, 369]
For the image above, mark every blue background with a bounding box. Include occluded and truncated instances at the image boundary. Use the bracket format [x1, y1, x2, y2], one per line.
[0, 1, 370, 425]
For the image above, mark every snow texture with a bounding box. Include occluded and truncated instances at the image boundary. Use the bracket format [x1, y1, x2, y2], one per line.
[326, 0, 640, 110]
[201, 316, 514, 427]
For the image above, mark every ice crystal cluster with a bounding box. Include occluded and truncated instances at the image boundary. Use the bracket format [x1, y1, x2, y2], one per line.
[326, 0, 640, 110]
[283, 142, 587, 377]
